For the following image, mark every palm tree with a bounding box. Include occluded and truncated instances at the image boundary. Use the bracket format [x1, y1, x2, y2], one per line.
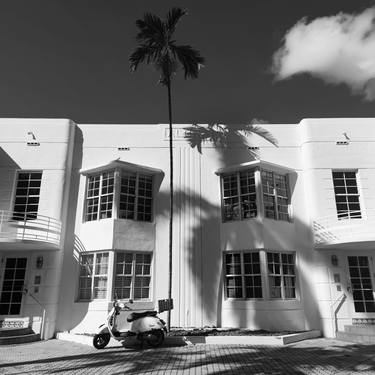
[129, 7, 205, 330]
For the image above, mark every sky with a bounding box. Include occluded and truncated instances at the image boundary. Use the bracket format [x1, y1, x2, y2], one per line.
[1, 0, 375, 124]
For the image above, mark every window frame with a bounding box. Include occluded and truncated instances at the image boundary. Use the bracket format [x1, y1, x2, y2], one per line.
[220, 170, 258, 222]
[223, 251, 263, 300]
[261, 170, 290, 222]
[332, 170, 362, 220]
[219, 168, 291, 223]
[12, 170, 43, 221]
[83, 168, 154, 223]
[267, 251, 296, 300]
[78, 251, 109, 301]
[113, 251, 153, 301]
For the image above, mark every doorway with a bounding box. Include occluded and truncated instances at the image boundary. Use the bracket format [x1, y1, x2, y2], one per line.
[0, 257, 27, 315]
[348, 256, 375, 313]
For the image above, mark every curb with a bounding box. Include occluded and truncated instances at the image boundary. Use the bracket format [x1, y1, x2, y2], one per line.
[56, 330, 321, 347]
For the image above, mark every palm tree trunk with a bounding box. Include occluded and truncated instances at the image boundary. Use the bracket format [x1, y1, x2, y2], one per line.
[167, 80, 173, 331]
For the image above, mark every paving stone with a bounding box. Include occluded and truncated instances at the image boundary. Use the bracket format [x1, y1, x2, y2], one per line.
[0, 338, 374, 374]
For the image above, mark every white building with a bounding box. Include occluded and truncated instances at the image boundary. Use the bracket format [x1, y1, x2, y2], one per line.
[0, 118, 375, 340]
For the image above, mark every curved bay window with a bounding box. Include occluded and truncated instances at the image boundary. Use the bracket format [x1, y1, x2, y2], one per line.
[82, 160, 162, 223]
[219, 161, 292, 223]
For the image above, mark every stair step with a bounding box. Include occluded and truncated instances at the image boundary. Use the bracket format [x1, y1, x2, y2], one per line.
[0, 333, 40, 345]
[344, 325, 375, 335]
[0, 327, 33, 337]
[337, 331, 375, 344]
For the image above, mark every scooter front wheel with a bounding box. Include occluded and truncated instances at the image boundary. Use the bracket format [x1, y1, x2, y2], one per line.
[93, 333, 110, 349]
[144, 329, 164, 347]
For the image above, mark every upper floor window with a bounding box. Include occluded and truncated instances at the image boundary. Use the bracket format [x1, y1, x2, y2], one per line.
[220, 168, 290, 222]
[86, 172, 114, 221]
[222, 171, 257, 221]
[119, 173, 153, 222]
[332, 171, 361, 219]
[84, 170, 153, 223]
[262, 171, 290, 221]
[13, 171, 42, 220]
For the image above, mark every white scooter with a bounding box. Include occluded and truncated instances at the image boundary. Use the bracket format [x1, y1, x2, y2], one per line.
[93, 299, 167, 349]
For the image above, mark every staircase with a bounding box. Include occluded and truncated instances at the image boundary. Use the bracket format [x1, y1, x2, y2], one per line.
[0, 327, 40, 345]
[0, 320, 40, 345]
[337, 320, 375, 344]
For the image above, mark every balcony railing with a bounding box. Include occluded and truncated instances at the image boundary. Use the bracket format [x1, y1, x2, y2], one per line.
[0, 211, 61, 247]
[313, 210, 375, 247]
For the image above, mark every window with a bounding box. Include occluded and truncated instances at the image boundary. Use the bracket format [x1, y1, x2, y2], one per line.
[262, 171, 290, 221]
[332, 171, 361, 219]
[119, 173, 153, 222]
[85, 172, 114, 221]
[348, 256, 375, 312]
[114, 252, 152, 300]
[267, 252, 296, 299]
[78, 252, 109, 300]
[13, 172, 42, 220]
[220, 169, 290, 222]
[224, 252, 262, 298]
[221, 171, 257, 222]
[84, 171, 153, 222]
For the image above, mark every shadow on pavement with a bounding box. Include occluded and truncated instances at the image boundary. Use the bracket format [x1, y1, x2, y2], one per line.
[1, 340, 375, 374]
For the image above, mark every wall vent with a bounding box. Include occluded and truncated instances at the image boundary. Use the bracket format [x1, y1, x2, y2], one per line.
[27, 142, 40, 146]
[336, 141, 349, 145]
[248, 146, 259, 150]
[118, 147, 130, 151]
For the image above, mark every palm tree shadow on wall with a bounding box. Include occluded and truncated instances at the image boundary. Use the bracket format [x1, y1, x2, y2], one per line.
[156, 122, 323, 332]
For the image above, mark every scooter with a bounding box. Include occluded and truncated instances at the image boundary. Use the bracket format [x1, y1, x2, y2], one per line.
[93, 299, 167, 349]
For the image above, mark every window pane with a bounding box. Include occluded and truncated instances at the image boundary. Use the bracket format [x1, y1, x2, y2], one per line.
[114, 252, 152, 300]
[224, 252, 261, 299]
[13, 172, 42, 220]
[332, 171, 361, 219]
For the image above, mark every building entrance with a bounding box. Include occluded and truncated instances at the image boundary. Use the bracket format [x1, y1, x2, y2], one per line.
[0, 257, 27, 315]
[348, 256, 375, 313]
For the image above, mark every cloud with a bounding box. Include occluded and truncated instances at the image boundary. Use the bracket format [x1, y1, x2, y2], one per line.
[272, 8, 375, 100]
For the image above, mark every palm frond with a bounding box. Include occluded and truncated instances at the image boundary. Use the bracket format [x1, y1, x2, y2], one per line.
[135, 12, 165, 44]
[172, 45, 205, 79]
[165, 7, 187, 36]
[129, 45, 154, 72]
[244, 122, 279, 147]
[184, 123, 278, 153]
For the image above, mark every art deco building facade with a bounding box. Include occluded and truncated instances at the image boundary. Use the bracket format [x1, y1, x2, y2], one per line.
[0, 118, 374, 339]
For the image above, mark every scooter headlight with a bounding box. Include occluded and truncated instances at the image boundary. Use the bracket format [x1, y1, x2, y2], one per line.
[118, 302, 125, 309]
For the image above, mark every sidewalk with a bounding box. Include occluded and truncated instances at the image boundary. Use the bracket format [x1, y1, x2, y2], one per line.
[0, 338, 374, 374]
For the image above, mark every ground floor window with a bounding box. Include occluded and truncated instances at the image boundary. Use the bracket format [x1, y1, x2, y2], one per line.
[224, 252, 262, 299]
[348, 256, 375, 313]
[114, 252, 152, 300]
[78, 252, 109, 300]
[267, 252, 296, 299]
[78, 251, 152, 301]
[224, 250, 297, 300]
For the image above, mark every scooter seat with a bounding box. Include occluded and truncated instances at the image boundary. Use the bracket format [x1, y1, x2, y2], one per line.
[127, 310, 157, 322]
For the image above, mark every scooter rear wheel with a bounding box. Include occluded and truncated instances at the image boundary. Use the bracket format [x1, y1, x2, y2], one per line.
[144, 329, 164, 347]
[93, 333, 110, 349]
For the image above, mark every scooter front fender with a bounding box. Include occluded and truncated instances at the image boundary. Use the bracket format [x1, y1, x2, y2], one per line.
[95, 324, 110, 335]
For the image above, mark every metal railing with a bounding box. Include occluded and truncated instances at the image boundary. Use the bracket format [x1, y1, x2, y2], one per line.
[0, 210, 61, 246]
[313, 210, 375, 246]
[330, 292, 347, 336]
